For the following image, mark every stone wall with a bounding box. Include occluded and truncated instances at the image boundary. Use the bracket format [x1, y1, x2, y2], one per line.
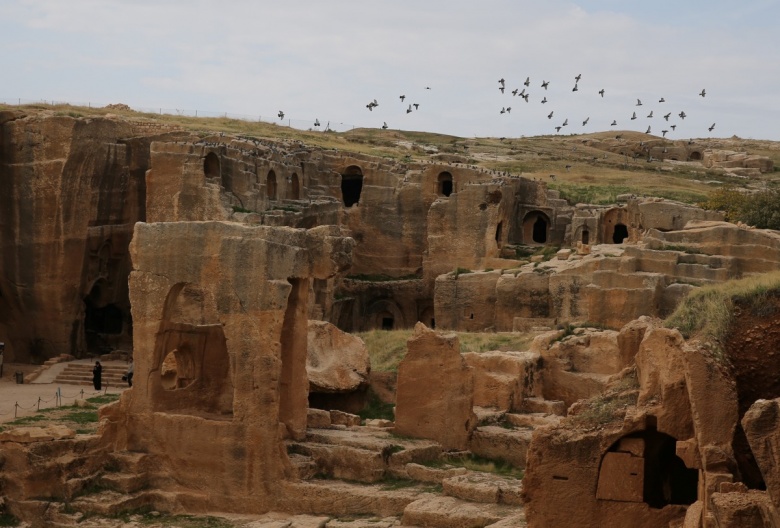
[100, 221, 353, 512]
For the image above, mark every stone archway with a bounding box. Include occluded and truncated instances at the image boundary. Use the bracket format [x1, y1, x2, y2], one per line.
[267, 170, 277, 200]
[601, 207, 631, 245]
[341, 165, 363, 207]
[366, 299, 405, 331]
[437, 172, 454, 197]
[689, 151, 702, 161]
[522, 211, 550, 245]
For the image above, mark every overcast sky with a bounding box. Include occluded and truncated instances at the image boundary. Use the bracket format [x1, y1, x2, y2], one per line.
[2, 1, 779, 140]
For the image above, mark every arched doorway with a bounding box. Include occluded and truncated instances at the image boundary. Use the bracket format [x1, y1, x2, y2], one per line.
[437, 172, 454, 197]
[522, 211, 550, 244]
[613, 223, 628, 244]
[689, 151, 702, 161]
[267, 170, 277, 200]
[290, 173, 300, 199]
[341, 166, 363, 207]
[582, 229, 590, 245]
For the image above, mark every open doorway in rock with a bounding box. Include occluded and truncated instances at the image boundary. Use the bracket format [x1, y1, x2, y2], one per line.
[204, 152, 220, 180]
[84, 279, 125, 355]
[437, 172, 454, 197]
[267, 170, 277, 200]
[341, 165, 363, 207]
[597, 429, 698, 508]
[582, 229, 590, 245]
[613, 223, 629, 244]
[522, 211, 550, 244]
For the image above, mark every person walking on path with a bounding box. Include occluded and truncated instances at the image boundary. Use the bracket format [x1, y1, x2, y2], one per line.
[92, 360, 102, 390]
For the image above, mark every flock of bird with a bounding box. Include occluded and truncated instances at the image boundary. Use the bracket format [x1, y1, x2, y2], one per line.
[273, 75, 715, 137]
[494, 74, 713, 137]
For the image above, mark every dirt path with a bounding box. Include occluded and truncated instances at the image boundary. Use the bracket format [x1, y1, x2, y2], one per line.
[0, 363, 127, 424]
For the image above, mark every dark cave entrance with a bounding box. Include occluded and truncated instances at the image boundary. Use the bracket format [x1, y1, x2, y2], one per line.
[533, 217, 548, 244]
[597, 429, 698, 509]
[341, 166, 364, 207]
[612, 223, 628, 244]
[437, 172, 454, 197]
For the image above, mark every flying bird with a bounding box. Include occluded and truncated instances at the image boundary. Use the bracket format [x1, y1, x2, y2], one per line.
[709, 123, 716, 132]
[646, 126, 652, 134]
[541, 96, 548, 104]
[524, 76, 530, 87]
[498, 78, 505, 86]
[562, 118, 568, 126]
[548, 111, 554, 119]
[636, 99, 643, 106]
[663, 112, 671, 121]
[522, 94, 529, 102]
[659, 97, 665, 103]
[506, 107, 512, 113]
[382, 122, 388, 129]
[699, 89, 706, 97]
[406, 105, 412, 114]
[314, 119, 320, 127]
[555, 126, 562, 133]
[662, 130, 668, 137]
[413, 103, 419, 110]
[598, 89, 605, 97]
[541, 80, 549, 90]
[582, 117, 590, 126]
[575, 73, 582, 82]
[647, 111, 653, 118]
[425, 86, 431, 90]
[611, 120, 617, 126]
[671, 124, 677, 130]
[572, 83, 579, 92]
[500, 107, 506, 114]
[512, 88, 519, 96]
[278, 111, 285, 119]
[679, 111, 687, 119]
[400, 95, 406, 101]
[631, 112, 637, 120]
[499, 86, 505, 93]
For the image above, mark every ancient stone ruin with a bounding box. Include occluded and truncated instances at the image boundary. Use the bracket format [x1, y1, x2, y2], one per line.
[2, 108, 780, 527]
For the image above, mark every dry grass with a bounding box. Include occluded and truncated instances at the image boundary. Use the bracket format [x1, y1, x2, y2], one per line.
[358, 329, 537, 372]
[4, 103, 779, 206]
[664, 271, 780, 356]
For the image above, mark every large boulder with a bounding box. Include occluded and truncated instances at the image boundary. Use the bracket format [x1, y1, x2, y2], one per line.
[307, 320, 370, 393]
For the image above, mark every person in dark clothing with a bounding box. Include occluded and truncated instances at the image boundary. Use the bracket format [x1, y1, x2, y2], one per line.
[92, 361, 102, 390]
[123, 360, 133, 387]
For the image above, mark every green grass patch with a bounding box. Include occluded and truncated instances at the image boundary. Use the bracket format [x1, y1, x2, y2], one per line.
[357, 329, 414, 372]
[427, 454, 524, 479]
[86, 393, 121, 406]
[7, 414, 47, 426]
[358, 389, 395, 421]
[664, 271, 780, 359]
[62, 410, 99, 424]
[452, 267, 473, 278]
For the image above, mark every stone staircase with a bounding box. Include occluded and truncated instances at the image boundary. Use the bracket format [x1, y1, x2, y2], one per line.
[282, 415, 530, 527]
[53, 363, 128, 387]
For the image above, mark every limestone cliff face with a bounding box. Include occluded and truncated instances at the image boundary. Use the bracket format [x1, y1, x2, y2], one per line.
[0, 111, 156, 361]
